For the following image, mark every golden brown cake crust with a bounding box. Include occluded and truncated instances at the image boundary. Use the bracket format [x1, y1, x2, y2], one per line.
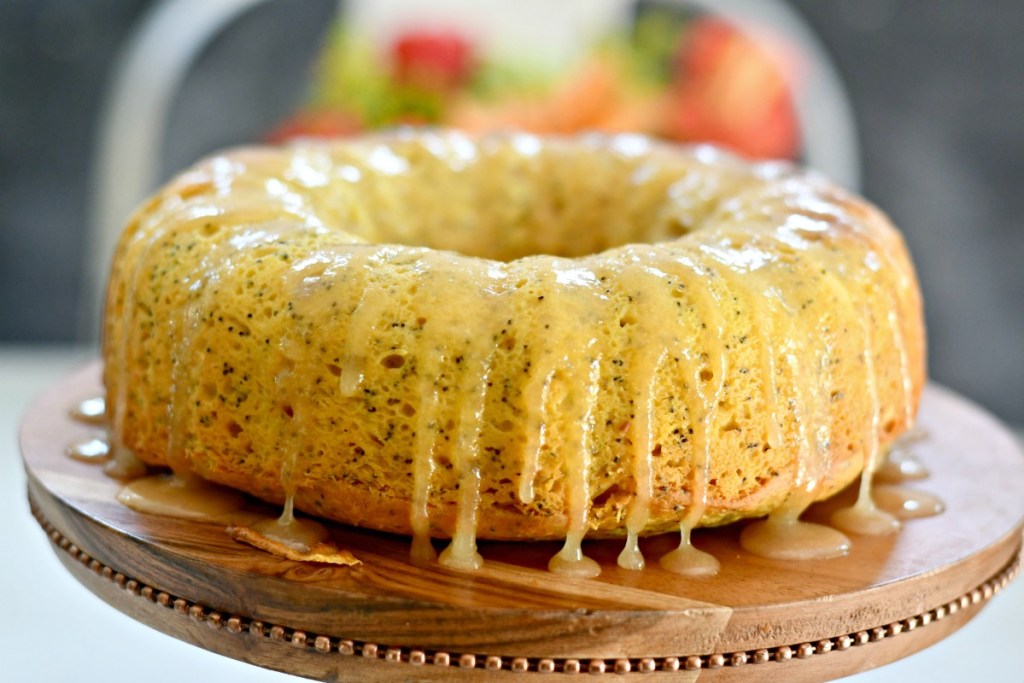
[104, 131, 925, 541]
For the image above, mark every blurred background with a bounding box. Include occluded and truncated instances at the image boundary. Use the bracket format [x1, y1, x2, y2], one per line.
[0, 0, 1021, 426]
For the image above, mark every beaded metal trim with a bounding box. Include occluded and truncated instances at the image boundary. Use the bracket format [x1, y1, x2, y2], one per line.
[31, 501, 1020, 675]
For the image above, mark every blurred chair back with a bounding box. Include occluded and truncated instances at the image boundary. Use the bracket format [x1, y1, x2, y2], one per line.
[83, 0, 287, 341]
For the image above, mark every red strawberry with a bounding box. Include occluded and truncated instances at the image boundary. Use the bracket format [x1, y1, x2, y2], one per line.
[391, 30, 475, 91]
[665, 18, 800, 159]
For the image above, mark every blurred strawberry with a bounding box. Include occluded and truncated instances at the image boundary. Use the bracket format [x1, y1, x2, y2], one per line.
[391, 30, 475, 91]
[663, 18, 800, 159]
[265, 109, 362, 143]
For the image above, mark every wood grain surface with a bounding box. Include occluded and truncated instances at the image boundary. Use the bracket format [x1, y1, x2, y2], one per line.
[22, 362, 1024, 681]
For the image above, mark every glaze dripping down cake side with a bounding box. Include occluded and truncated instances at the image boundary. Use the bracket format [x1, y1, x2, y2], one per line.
[103, 131, 925, 567]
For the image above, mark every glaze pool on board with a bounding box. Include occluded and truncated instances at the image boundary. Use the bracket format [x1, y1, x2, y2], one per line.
[70, 395, 944, 576]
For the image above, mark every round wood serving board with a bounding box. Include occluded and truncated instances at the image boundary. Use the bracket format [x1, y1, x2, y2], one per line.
[22, 362, 1024, 681]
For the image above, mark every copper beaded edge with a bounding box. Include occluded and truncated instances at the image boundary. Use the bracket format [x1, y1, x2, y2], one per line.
[30, 500, 1021, 676]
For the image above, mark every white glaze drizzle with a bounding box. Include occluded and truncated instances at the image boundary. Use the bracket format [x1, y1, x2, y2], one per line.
[518, 369, 554, 506]
[109, 210, 170, 480]
[787, 220, 902, 536]
[548, 357, 602, 579]
[616, 265, 666, 571]
[410, 365, 441, 565]
[659, 524, 719, 576]
[251, 490, 330, 553]
[418, 253, 505, 571]
[165, 271, 207, 475]
[255, 322, 332, 549]
[827, 256, 900, 535]
[619, 343, 663, 569]
[727, 220, 851, 558]
[851, 207, 918, 432]
[691, 233, 782, 459]
[830, 309, 899, 535]
[167, 224, 312, 476]
[663, 249, 726, 574]
[437, 352, 493, 571]
[889, 300, 916, 430]
[524, 260, 605, 576]
[790, 188, 918, 430]
[338, 247, 393, 397]
[742, 334, 850, 553]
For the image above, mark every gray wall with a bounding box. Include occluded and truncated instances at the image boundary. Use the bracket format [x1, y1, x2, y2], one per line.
[1, 0, 1021, 423]
[0, 0, 333, 338]
[791, 0, 1024, 424]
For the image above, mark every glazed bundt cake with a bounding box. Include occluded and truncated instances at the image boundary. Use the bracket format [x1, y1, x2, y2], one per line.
[103, 131, 924, 571]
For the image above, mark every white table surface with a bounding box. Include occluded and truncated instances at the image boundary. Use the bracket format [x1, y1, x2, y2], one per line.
[3, 345, 1022, 682]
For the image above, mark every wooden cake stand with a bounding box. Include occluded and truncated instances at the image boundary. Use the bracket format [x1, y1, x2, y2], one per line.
[22, 363, 1024, 681]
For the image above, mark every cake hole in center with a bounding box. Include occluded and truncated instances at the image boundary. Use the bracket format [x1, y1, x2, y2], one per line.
[351, 143, 695, 261]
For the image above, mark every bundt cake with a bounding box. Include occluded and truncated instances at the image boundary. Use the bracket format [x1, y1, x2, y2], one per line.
[103, 130, 925, 573]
